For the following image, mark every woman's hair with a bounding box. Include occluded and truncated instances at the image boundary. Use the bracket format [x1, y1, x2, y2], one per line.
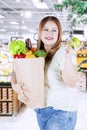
[37, 16, 62, 62]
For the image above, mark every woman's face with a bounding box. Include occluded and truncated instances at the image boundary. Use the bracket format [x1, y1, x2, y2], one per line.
[41, 20, 58, 51]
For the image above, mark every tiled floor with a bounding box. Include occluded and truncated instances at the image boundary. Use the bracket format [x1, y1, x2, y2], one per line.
[0, 91, 87, 130]
[75, 91, 87, 130]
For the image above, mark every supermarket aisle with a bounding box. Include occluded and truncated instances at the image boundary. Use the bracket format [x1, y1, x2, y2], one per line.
[75, 105, 87, 130]
[0, 91, 87, 130]
[0, 106, 40, 130]
[75, 91, 87, 130]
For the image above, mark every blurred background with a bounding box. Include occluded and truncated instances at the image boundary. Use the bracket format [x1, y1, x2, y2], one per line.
[0, 0, 87, 44]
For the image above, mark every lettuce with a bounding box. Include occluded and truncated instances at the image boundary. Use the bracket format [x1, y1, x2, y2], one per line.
[8, 40, 27, 55]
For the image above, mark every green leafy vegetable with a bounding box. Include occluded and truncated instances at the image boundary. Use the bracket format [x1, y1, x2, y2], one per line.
[34, 50, 46, 57]
[8, 40, 27, 55]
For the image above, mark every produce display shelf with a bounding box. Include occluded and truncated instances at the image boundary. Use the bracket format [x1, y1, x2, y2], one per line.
[0, 82, 21, 116]
[79, 68, 87, 89]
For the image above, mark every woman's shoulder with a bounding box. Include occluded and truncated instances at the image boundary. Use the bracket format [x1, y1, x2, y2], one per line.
[54, 44, 66, 58]
[57, 44, 66, 53]
[48, 45, 66, 68]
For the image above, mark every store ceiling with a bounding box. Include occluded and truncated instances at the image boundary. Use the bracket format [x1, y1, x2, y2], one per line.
[0, 0, 86, 42]
[0, 0, 71, 35]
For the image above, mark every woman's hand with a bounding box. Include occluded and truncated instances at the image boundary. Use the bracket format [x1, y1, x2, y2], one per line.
[17, 83, 30, 106]
[65, 45, 76, 59]
[11, 73, 30, 105]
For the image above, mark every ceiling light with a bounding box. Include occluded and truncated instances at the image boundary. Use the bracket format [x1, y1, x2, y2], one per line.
[21, 11, 32, 18]
[15, 26, 20, 29]
[0, 14, 5, 18]
[0, 29, 6, 31]
[15, 0, 20, 2]
[25, 11, 32, 18]
[22, 21, 24, 24]
[0, 21, 3, 23]
[9, 21, 19, 25]
[21, 26, 28, 29]
[33, 0, 48, 9]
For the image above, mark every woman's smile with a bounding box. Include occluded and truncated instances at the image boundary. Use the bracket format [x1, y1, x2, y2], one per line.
[45, 37, 54, 40]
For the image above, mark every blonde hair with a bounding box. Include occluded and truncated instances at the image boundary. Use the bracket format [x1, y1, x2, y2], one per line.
[37, 16, 62, 61]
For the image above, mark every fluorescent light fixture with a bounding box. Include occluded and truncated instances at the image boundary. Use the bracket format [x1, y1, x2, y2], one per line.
[0, 21, 3, 23]
[9, 21, 19, 25]
[15, 0, 20, 2]
[21, 11, 32, 18]
[21, 26, 28, 29]
[22, 21, 24, 24]
[0, 29, 6, 31]
[15, 26, 20, 29]
[0, 14, 5, 18]
[25, 11, 32, 18]
[33, 0, 48, 9]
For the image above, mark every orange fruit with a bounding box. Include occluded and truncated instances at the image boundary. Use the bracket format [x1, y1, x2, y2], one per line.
[30, 47, 37, 52]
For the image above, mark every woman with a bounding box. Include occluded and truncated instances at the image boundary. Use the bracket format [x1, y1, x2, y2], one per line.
[12, 16, 78, 130]
[34, 16, 78, 130]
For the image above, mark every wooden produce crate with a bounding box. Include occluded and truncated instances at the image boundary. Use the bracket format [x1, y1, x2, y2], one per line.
[0, 82, 21, 116]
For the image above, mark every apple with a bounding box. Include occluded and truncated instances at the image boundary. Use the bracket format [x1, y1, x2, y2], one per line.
[69, 37, 81, 49]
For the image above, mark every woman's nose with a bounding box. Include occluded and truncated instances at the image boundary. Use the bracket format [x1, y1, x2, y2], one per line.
[47, 30, 53, 35]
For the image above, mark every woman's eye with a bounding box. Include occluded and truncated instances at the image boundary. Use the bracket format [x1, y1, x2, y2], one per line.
[43, 28, 57, 33]
[43, 28, 48, 32]
[52, 29, 57, 32]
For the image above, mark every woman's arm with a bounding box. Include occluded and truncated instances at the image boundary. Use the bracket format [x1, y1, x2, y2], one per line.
[62, 47, 78, 87]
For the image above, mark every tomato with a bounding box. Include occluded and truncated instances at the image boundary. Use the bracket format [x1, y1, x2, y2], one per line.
[14, 54, 19, 58]
[18, 53, 25, 58]
[14, 53, 25, 58]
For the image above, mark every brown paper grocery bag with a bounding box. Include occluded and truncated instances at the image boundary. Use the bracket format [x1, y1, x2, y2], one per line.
[14, 57, 45, 109]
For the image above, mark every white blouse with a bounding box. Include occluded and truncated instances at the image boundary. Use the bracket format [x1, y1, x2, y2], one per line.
[44, 45, 79, 111]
